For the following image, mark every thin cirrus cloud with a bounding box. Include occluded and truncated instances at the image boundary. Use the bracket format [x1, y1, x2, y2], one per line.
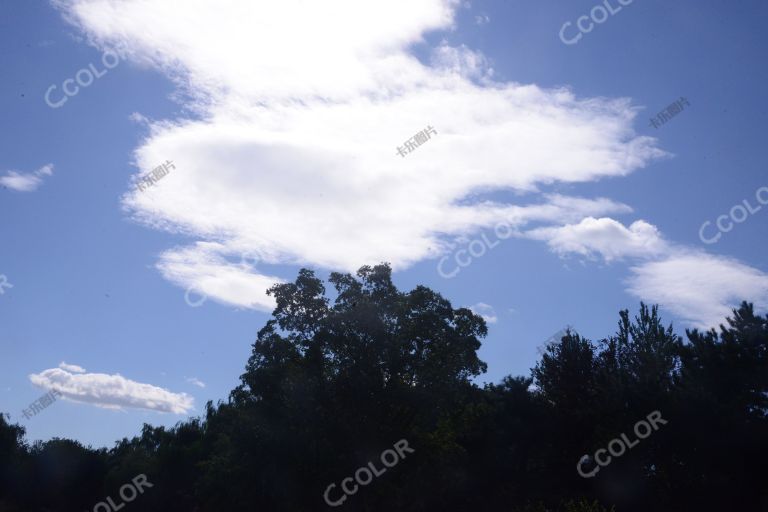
[53, 0, 765, 328]
[525, 216, 768, 328]
[627, 252, 768, 330]
[186, 377, 206, 388]
[29, 364, 194, 414]
[0, 164, 54, 192]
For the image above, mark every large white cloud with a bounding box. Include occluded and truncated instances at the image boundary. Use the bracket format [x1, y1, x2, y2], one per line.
[61, 0, 765, 332]
[54, 0, 665, 310]
[52, 1, 768, 328]
[55, 0, 460, 102]
[29, 365, 194, 414]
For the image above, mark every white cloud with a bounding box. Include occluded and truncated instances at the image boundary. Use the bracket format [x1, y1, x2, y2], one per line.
[469, 302, 497, 323]
[474, 14, 490, 25]
[526, 217, 668, 262]
[29, 366, 194, 414]
[186, 377, 206, 388]
[430, 41, 493, 80]
[58, 361, 86, 373]
[156, 242, 282, 311]
[627, 251, 768, 330]
[528, 216, 768, 328]
[55, 0, 666, 309]
[53, 0, 768, 331]
[129, 111, 150, 125]
[37, 164, 54, 176]
[54, 0, 459, 102]
[0, 164, 54, 192]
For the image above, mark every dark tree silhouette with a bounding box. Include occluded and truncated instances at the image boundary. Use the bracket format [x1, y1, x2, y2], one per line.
[0, 266, 766, 511]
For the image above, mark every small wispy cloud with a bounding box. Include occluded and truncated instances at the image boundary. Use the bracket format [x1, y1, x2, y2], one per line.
[0, 164, 54, 192]
[469, 302, 498, 324]
[129, 112, 151, 125]
[475, 14, 490, 25]
[430, 41, 494, 80]
[185, 377, 206, 388]
[29, 365, 194, 414]
[58, 361, 86, 373]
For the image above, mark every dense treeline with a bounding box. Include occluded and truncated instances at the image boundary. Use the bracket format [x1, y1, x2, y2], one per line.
[1, 264, 767, 511]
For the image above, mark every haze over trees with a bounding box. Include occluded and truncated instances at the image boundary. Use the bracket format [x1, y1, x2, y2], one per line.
[1, 264, 766, 511]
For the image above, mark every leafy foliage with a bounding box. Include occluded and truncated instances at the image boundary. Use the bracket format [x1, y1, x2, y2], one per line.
[1, 266, 766, 511]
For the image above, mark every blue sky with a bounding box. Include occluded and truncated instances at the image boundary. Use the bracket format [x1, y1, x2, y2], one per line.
[1, 0, 767, 448]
